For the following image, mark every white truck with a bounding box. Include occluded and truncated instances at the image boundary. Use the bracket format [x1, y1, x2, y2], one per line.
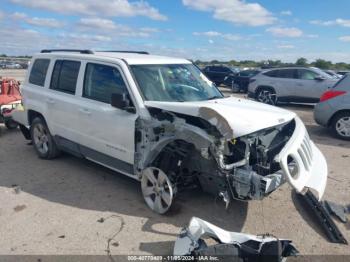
[12, 49, 328, 214]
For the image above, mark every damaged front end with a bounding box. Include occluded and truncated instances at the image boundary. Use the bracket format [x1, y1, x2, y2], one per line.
[135, 100, 327, 213]
[174, 217, 299, 261]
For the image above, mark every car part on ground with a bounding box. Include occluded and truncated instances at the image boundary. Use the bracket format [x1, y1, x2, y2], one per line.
[297, 191, 348, 245]
[248, 67, 338, 105]
[314, 74, 350, 140]
[324, 201, 349, 223]
[174, 217, 299, 261]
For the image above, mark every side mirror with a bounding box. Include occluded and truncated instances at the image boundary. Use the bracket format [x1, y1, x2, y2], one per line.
[111, 93, 135, 113]
[315, 76, 326, 81]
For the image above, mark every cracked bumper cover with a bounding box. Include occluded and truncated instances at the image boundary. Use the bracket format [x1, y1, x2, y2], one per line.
[276, 117, 327, 200]
[174, 217, 298, 259]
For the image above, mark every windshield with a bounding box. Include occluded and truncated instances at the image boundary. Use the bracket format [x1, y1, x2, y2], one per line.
[312, 68, 333, 79]
[130, 64, 223, 102]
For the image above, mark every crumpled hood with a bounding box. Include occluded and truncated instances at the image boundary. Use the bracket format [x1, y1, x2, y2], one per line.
[145, 96, 296, 139]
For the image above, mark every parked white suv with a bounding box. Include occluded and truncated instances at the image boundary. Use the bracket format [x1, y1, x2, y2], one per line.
[13, 50, 328, 214]
[248, 67, 338, 105]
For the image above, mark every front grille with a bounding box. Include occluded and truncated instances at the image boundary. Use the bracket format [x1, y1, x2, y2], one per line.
[297, 135, 313, 171]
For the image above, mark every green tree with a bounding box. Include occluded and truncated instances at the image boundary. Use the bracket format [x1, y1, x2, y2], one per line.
[313, 59, 333, 69]
[296, 57, 308, 66]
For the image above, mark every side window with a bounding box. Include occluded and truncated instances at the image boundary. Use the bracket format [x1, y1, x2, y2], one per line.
[298, 69, 318, 80]
[221, 67, 231, 73]
[50, 60, 81, 94]
[279, 69, 297, 79]
[263, 70, 279, 78]
[83, 63, 127, 104]
[29, 59, 50, 86]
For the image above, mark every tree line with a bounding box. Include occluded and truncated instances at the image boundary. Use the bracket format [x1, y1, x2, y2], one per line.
[194, 57, 350, 70]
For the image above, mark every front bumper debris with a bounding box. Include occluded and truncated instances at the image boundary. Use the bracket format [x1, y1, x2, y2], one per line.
[174, 217, 298, 261]
[276, 117, 327, 200]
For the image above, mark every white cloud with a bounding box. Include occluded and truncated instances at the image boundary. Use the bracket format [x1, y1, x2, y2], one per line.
[277, 45, 295, 49]
[310, 18, 350, 27]
[281, 10, 292, 16]
[77, 17, 159, 38]
[10, 0, 167, 21]
[193, 31, 242, 41]
[266, 27, 303, 38]
[78, 18, 117, 30]
[208, 39, 214, 44]
[183, 0, 276, 26]
[339, 36, 350, 42]
[12, 12, 64, 28]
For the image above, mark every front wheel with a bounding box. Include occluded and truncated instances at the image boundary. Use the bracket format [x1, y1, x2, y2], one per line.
[256, 88, 277, 105]
[30, 117, 61, 159]
[141, 167, 174, 214]
[331, 112, 350, 140]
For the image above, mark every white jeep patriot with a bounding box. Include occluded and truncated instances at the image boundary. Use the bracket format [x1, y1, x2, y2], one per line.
[13, 49, 328, 214]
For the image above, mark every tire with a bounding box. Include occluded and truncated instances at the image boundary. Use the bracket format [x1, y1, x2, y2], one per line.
[256, 87, 277, 105]
[4, 119, 19, 130]
[141, 167, 174, 214]
[30, 117, 61, 159]
[331, 112, 350, 141]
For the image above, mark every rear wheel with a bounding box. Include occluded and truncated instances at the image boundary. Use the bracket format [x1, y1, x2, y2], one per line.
[331, 112, 350, 140]
[141, 167, 174, 214]
[256, 87, 277, 105]
[30, 117, 61, 159]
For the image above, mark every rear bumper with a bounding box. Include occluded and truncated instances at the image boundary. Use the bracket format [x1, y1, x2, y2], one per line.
[314, 102, 334, 127]
[275, 117, 327, 200]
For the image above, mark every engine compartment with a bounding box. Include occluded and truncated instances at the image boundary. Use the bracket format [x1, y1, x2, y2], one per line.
[140, 107, 296, 203]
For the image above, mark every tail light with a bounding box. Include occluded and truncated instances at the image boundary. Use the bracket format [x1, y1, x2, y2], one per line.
[320, 90, 346, 102]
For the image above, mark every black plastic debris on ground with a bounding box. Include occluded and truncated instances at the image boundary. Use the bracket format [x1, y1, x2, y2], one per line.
[300, 191, 348, 245]
[324, 201, 349, 223]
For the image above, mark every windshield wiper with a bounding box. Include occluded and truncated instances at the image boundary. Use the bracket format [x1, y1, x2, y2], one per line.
[207, 95, 224, 100]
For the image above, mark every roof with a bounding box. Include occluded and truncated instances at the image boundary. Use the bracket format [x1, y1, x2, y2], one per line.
[35, 50, 191, 65]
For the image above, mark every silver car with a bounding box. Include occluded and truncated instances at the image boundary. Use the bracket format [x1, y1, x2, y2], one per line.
[314, 74, 350, 140]
[248, 67, 338, 105]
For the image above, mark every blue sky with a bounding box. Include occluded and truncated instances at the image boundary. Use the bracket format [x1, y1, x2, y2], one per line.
[1, 0, 350, 62]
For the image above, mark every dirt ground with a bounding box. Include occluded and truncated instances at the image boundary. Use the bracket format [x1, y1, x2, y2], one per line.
[0, 69, 349, 257]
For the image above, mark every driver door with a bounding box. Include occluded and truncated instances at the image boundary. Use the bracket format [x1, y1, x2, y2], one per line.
[77, 61, 138, 172]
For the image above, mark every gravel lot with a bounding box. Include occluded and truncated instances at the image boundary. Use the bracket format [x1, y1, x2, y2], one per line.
[0, 69, 349, 257]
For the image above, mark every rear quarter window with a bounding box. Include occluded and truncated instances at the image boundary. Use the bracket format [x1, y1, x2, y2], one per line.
[263, 70, 279, 78]
[50, 60, 81, 94]
[29, 59, 50, 86]
[333, 75, 350, 90]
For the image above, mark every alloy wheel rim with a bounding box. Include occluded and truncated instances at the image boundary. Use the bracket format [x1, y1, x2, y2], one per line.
[33, 124, 49, 154]
[336, 116, 350, 137]
[257, 90, 277, 105]
[141, 167, 173, 214]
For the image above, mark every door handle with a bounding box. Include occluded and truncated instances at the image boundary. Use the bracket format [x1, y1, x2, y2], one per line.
[79, 108, 91, 115]
[46, 98, 55, 104]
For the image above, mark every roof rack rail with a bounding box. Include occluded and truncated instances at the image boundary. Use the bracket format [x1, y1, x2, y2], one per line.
[40, 49, 94, 54]
[96, 50, 149, 55]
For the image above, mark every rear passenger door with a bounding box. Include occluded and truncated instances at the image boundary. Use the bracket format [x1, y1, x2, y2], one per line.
[77, 61, 138, 169]
[264, 69, 297, 98]
[47, 59, 82, 142]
